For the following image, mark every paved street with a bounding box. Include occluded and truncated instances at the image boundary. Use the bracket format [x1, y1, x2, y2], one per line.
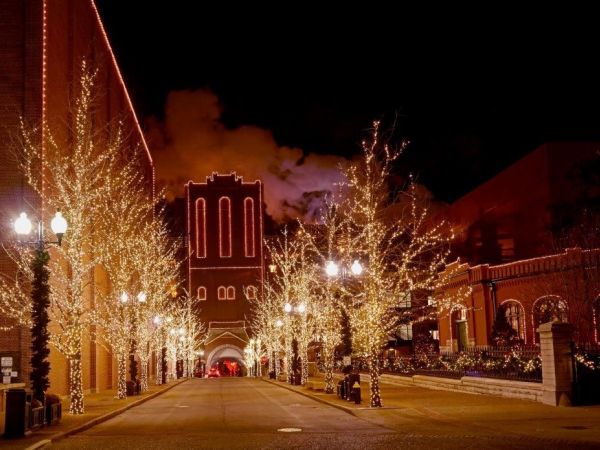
[48, 378, 600, 449]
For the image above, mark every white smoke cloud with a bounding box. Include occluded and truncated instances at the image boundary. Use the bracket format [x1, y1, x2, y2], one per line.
[146, 89, 346, 222]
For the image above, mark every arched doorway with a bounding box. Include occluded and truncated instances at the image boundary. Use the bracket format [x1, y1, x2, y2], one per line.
[206, 344, 246, 377]
[450, 306, 468, 352]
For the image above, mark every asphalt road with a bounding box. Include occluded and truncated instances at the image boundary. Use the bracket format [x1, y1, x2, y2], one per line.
[50, 378, 600, 450]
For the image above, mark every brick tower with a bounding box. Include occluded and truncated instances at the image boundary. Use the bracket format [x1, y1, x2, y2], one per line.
[185, 173, 263, 373]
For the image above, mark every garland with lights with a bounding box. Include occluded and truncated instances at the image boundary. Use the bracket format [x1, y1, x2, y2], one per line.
[30, 249, 51, 403]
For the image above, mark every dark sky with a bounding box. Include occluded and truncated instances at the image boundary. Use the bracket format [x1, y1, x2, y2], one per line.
[95, 3, 600, 202]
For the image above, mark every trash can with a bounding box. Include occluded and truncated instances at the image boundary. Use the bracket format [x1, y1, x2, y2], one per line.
[4, 388, 30, 438]
[337, 380, 346, 399]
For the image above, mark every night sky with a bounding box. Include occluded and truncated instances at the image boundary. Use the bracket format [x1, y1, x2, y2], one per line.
[95, 3, 600, 204]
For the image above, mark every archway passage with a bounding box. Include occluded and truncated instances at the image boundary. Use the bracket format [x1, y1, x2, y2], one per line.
[206, 344, 246, 377]
[212, 357, 243, 377]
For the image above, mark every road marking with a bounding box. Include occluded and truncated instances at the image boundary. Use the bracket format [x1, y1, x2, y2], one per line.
[277, 427, 302, 433]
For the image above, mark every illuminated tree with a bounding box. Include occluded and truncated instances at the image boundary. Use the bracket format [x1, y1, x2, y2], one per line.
[174, 291, 207, 378]
[261, 230, 297, 381]
[132, 215, 179, 392]
[338, 121, 459, 407]
[248, 275, 284, 377]
[15, 63, 126, 414]
[300, 202, 344, 393]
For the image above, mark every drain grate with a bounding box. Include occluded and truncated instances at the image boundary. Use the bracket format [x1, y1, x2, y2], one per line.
[277, 428, 302, 433]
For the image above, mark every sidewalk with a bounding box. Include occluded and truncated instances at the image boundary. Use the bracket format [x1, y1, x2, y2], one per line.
[2, 378, 187, 450]
[264, 373, 600, 446]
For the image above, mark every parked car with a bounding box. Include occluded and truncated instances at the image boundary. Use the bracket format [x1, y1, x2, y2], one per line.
[207, 367, 220, 378]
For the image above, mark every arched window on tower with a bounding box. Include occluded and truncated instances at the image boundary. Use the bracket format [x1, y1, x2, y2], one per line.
[217, 286, 226, 300]
[197, 286, 207, 301]
[219, 197, 232, 257]
[244, 197, 255, 257]
[246, 286, 257, 300]
[195, 198, 206, 258]
[227, 286, 236, 300]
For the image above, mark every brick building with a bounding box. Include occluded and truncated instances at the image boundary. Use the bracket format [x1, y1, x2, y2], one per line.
[0, 0, 153, 395]
[437, 143, 599, 351]
[185, 173, 264, 372]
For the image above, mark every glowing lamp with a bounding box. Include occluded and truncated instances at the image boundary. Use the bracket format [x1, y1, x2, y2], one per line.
[120, 292, 129, 303]
[137, 292, 147, 303]
[351, 260, 363, 276]
[284, 303, 292, 313]
[153, 315, 161, 325]
[51, 211, 68, 245]
[297, 303, 306, 314]
[269, 264, 277, 273]
[275, 319, 283, 328]
[325, 261, 339, 277]
[14, 212, 32, 235]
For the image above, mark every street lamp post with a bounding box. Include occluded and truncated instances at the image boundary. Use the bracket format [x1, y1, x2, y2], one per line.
[324, 259, 363, 372]
[13, 211, 67, 403]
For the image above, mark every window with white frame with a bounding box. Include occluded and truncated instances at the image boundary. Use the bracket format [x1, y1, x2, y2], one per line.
[246, 286, 257, 299]
[197, 286, 207, 301]
[226, 286, 235, 300]
[397, 324, 413, 341]
[217, 286, 226, 300]
[398, 292, 411, 308]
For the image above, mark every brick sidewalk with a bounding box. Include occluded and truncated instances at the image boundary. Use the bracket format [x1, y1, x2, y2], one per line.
[2, 378, 187, 450]
[264, 374, 600, 446]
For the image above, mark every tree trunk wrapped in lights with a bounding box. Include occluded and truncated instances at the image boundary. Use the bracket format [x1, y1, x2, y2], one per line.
[117, 353, 127, 399]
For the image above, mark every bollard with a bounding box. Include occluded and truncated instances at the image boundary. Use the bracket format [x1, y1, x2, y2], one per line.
[351, 381, 361, 404]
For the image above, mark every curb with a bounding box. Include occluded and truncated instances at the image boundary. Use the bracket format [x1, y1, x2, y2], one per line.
[24, 379, 188, 450]
[262, 378, 358, 417]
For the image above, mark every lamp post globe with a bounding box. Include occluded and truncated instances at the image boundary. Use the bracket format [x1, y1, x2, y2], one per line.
[14, 212, 33, 235]
[351, 260, 363, 276]
[325, 260, 339, 277]
[50, 211, 67, 245]
[137, 292, 147, 303]
[284, 303, 292, 313]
